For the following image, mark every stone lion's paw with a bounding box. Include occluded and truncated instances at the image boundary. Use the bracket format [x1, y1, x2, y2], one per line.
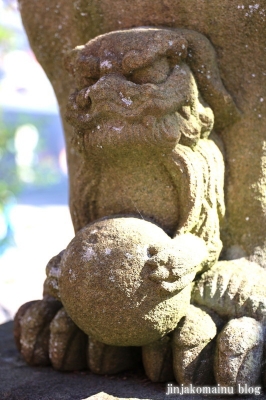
[49, 307, 88, 371]
[15, 298, 61, 366]
[214, 317, 264, 391]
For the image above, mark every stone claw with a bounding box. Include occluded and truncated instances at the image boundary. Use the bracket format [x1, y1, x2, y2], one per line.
[14, 299, 89, 371]
[214, 317, 264, 391]
[43, 250, 65, 300]
[49, 307, 88, 371]
[15, 298, 62, 366]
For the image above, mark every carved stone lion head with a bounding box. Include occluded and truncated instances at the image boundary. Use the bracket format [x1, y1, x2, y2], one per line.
[65, 28, 239, 152]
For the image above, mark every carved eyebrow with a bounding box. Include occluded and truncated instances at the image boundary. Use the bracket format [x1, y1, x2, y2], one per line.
[65, 49, 100, 79]
[122, 36, 188, 75]
[122, 50, 153, 74]
[77, 55, 100, 78]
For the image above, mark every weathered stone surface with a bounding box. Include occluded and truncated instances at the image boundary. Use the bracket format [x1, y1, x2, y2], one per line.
[43, 251, 65, 300]
[13, 0, 266, 390]
[192, 259, 266, 321]
[15, 20, 232, 383]
[13, 300, 38, 352]
[19, 299, 62, 366]
[88, 337, 140, 375]
[214, 317, 264, 390]
[2, 321, 262, 400]
[194, 305, 226, 332]
[49, 308, 87, 371]
[172, 305, 217, 385]
[18, 0, 266, 266]
[59, 217, 195, 346]
[63, 27, 228, 274]
[142, 335, 174, 382]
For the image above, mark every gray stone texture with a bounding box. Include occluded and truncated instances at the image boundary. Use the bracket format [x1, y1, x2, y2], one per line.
[214, 317, 264, 389]
[192, 259, 266, 321]
[172, 305, 217, 385]
[18, 0, 266, 265]
[142, 335, 174, 382]
[59, 218, 195, 347]
[2, 321, 264, 400]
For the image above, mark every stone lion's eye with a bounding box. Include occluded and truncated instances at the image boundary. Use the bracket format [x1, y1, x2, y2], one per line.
[129, 58, 170, 85]
[76, 76, 98, 90]
[85, 77, 98, 86]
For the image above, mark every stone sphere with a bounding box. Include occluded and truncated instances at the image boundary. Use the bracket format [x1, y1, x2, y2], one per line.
[59, 217, 191, 346]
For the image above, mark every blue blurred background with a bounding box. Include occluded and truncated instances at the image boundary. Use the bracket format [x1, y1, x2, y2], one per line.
[0, 0, 74, 323]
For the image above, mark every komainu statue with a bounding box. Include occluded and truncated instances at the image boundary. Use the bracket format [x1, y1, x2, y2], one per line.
[14, 0, 266, 393]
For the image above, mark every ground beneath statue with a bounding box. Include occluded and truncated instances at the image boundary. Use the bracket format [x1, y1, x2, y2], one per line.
[0, 321, 264, 400]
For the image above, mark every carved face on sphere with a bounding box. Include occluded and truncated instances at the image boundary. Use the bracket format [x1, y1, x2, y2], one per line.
[58, 217, 204, 346]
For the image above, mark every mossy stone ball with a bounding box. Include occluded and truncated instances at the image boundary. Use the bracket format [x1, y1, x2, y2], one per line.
[59, 217, 191, 346]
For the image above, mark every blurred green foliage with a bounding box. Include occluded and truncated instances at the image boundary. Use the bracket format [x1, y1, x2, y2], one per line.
[0, 119, 21, 206]
[0, 25, 14, 52]
[0, 118, 21, 250]
[0, 22, 18, 249]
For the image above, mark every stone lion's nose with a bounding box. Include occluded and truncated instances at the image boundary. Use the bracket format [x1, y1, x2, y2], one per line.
[149, 266, 170, 282]
[76, 88, 92, 110]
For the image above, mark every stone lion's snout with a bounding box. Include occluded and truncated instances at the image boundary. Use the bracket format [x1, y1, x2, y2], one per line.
[67, 73, 161, 129]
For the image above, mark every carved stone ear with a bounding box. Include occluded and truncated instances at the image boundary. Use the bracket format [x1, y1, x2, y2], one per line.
[180, 29, 241, 130]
